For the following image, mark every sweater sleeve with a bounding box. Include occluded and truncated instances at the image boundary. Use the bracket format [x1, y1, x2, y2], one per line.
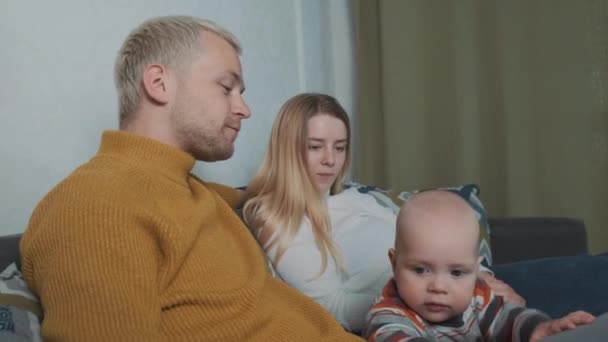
[205, 182, 242, 208]
[365, 311, 432, 342]
[475, 281, 550, 342]
[364, 282, 431, 342]
[21, 197, 163, 341]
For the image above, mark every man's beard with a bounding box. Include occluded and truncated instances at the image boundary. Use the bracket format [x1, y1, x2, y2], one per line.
[184, 127, 234, 162]
[191, 136, 234, 161]
[171, 107, 234, 161]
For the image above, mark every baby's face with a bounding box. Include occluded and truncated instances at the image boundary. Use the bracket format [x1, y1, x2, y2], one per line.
[391, 217, 479, 323]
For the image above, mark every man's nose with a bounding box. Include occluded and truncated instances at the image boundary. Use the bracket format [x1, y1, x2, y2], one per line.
[232, 95, 251, 118]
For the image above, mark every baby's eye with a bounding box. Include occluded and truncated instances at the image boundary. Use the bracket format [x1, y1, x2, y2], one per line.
[451, 270, 464, 277]
[413, 266, 426, 274]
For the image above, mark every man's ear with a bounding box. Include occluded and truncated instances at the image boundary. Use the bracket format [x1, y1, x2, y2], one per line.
[388, 248, 397, 272]
[477, 256, 484, 265]
[142, 64, 170, 105]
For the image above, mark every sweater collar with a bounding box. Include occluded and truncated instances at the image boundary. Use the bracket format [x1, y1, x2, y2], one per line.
[97, 130, 196, 186]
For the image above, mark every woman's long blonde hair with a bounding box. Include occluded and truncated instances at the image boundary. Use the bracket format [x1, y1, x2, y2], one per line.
[243, 93, 351, 275]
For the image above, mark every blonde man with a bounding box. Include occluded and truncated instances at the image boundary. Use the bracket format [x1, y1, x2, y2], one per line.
[364, 191, 595, 341]
[21, 16, 361, 341]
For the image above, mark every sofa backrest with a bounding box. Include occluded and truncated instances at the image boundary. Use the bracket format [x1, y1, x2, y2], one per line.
[489, 217, 588, 264]
[0, 233, 21, 271]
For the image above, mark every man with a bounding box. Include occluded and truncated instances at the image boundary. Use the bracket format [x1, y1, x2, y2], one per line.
[20, 15, 361, 341]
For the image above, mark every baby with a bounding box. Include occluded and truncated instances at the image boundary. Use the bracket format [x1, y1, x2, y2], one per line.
[364, 190, 594, 341]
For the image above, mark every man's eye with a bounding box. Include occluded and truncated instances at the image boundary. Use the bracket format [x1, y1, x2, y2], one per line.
[221, 85, 231, 94]
[335, 146, 346, 152]
[308, 145, 321, 150]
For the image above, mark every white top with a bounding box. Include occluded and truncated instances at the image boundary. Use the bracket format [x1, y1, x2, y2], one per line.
[265, 187, 397, 332]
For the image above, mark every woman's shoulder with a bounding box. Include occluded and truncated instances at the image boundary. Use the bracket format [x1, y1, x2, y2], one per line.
[329, 187, 397, 216]
[329, 187, 373, 204]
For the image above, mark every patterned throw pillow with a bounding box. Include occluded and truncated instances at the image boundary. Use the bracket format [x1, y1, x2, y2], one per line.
[343, 182, 493, 267]
[0, 263, 42, 342]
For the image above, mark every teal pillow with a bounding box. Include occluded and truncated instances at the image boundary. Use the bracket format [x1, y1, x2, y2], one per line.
[343, 182, 493, 267]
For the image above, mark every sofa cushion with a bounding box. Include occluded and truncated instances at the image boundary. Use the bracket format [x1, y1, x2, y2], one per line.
[0, 263, 42, 342]
[343, 182, 493, 267]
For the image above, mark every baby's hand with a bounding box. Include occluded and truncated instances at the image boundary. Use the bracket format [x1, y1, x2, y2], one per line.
[530, 310, 595, 342]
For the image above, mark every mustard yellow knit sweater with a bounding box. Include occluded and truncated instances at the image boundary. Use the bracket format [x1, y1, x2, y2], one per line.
[21, 130, 361, 341]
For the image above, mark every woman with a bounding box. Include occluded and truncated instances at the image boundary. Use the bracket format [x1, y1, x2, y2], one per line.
[244, 93, 399, 332]
[242, 93, 607, 333]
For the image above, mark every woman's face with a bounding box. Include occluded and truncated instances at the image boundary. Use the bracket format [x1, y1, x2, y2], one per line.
[305, 114, 348, 194]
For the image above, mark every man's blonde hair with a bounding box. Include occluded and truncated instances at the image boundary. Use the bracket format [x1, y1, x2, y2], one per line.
[114, 15, 241, 126]
[243, 93, 351, 276]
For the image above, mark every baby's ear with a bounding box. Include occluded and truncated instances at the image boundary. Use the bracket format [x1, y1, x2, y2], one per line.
[388, 248, 397, 271]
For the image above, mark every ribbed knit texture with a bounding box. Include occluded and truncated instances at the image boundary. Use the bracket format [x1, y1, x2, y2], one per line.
[21, 130, 362, 341]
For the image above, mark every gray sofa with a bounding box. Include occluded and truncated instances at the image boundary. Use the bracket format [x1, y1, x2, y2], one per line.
[1, 219, 601, 342]
[0, 216, 588, 271]
[488, 217, 588, 264]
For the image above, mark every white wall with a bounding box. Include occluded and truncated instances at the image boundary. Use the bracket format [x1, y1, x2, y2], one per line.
[0, 0, 355, 235]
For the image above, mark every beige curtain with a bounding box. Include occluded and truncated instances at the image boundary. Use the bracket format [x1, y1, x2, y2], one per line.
[354, 0, 608, 253]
